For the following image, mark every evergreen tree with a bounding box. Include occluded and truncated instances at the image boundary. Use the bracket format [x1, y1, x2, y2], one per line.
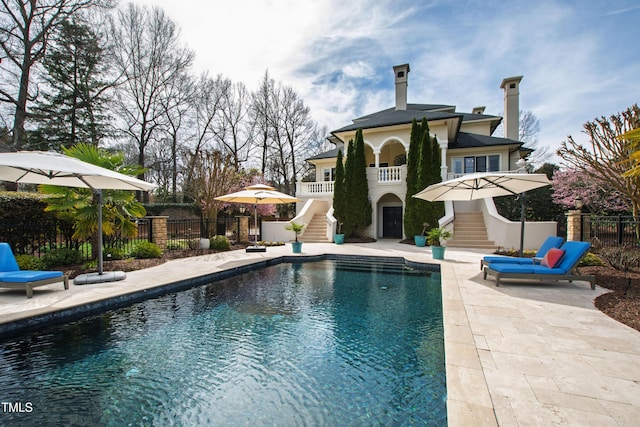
[343, 138, 356, 235]
[332, 148, 346, 233]
[404, 119, 422, 237]
[426, 135, 444, 227]
[351, 128, 372, 235]
[416, 118, 432, 231]
[31, 20, 113, 150]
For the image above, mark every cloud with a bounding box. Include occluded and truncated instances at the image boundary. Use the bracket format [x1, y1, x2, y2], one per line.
[127, 0, 640, 160]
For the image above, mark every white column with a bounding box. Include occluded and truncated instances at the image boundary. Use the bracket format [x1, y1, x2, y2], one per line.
[439, 140, 449, 180]
[374, 150, 380, 167]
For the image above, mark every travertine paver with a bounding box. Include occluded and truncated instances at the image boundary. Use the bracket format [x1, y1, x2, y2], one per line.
[0, 241, 639, 426]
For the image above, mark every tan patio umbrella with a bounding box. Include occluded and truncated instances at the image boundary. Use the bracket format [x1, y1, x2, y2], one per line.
[0, 151, 157, 283]
[413, 172, 551, 256]
[215, 184, 300, 251]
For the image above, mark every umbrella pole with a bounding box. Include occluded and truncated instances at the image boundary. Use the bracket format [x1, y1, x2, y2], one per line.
[519, 192, 526, 257]
[254, 203, 258, 247]
[97, 190, 104, 275]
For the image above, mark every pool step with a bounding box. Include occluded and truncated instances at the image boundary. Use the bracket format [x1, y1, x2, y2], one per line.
[334, 260, 427, 276]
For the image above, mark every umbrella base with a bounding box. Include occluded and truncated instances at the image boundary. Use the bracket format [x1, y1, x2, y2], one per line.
[74, 271, 126, 285]
[246, 246, 267, 253]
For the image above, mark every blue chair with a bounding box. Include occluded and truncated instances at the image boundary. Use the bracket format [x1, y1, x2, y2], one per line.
[483, 241, 595, 290]
[0, 243, 68, 298]
[481, 236, 564, 270]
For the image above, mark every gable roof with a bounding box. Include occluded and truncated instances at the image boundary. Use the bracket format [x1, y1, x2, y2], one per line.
[333, 103, 502, 134]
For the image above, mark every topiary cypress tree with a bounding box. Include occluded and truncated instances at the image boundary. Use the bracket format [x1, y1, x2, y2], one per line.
[351, 128, 372, 235]
[416, 118, 432, 232]
[343, 138, 356, 236]
[404, 119, 422, 237]
[332, 148, 346, 233]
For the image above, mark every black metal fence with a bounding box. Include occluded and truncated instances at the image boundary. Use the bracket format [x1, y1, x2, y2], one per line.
[583, 215, 640, 247]
[0, 216, 246, 262]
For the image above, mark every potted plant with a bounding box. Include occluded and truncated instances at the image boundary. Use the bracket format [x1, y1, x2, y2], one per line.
[426, 227, 453, 260]
[334, 222, 345, 245]
[285, 221, 305, 253]
[414, 222, 428, 247]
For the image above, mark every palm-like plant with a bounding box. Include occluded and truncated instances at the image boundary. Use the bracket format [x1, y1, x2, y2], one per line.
[39, 143, 148, 259]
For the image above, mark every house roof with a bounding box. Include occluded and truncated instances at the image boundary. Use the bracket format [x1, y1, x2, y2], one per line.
[453, 132, 521, 149]
[333, 103, 502, 134]
[306, 147, 341, 161]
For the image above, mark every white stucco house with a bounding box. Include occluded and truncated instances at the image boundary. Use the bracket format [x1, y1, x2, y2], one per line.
[264, 64, 556, 249]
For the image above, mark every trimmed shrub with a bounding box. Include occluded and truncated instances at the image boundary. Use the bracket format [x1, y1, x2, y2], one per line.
[15, 254, 46, 270]
[166, 240, 189, 250]
[579, 252, 605, 267]
[42, 248, 83, 267]
[130, 241, 163, 259]
[210, 235, 230, 250]
[103, 247, 127, 261]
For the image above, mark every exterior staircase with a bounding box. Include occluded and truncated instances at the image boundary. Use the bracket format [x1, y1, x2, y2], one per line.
[447, 211, 497, 249]
[300, 214, 331, 243]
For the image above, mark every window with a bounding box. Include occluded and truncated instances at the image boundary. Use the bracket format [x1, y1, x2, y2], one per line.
[453, 154, 500, 174]
[453, 158, 463, 174]
[323, 168, 335, 182]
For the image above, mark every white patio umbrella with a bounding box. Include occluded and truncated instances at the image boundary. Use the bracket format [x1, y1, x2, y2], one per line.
[0, 151, 157, 283]
[413, 172, 551, 256]
[215, 184, 300, 250]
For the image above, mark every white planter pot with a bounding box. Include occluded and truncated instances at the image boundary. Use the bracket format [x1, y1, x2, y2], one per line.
[199, 238, 210, 249]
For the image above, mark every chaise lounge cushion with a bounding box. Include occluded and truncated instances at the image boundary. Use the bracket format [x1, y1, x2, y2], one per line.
[488, 264, 567, 275]
[483, 236, 564, 265]
[0, 247, 20, 272]
[0, 270, 63, 282]
[488, 241, 590, 276]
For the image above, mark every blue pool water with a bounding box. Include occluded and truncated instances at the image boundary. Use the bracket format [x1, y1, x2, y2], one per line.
[0, 259, 446, 426]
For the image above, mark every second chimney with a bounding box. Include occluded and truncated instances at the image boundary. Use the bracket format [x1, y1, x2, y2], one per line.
[393, 64, 410, 111]
[500, 76, 523, 140]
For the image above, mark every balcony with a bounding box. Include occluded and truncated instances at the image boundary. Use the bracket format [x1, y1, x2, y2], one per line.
[297, 166, 405, 196]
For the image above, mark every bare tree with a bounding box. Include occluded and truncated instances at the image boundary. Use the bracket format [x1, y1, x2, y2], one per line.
[213, 80, 253, 170]
[250, 72, 320, 194]
[251, 70, 275, 176]
[111, 3, 193, 188]
[518, 110, 551, 167]
[557, 104, 640, 218]
[155, 72, 195, 201]
[0, 0, 113, 149]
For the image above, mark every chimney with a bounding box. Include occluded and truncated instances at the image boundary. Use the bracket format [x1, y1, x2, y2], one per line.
[393, 64, 410, 111]
[500, 76, 523, 140]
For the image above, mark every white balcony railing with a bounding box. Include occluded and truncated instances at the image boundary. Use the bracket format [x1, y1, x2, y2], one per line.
[378, 166, 403, 183]
[298, 180, 334, 195]
[298, 166, 405, 196]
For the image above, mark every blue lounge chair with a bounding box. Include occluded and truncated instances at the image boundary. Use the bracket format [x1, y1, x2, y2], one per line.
[480, 236, 564, 270]
[0, 243, 68, 298]
[483, 241, 595, 290]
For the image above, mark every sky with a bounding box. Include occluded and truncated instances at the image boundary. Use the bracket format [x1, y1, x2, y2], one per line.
[128, 0, 640, 163]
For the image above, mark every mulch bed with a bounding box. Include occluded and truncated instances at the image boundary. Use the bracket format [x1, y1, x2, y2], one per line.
[581, 265, 640, 332]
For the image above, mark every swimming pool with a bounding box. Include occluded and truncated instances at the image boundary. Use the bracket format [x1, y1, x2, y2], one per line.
[0, 258, 446, 425]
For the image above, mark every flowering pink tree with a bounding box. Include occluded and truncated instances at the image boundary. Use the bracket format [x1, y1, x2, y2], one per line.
[221, 169, 277, 217]
[551, 168, 629, 214]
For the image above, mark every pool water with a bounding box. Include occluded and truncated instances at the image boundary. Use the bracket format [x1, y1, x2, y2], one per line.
[0, 259, 446, 426]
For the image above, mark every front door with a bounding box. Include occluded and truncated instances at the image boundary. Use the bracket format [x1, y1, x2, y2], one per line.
[382, 206, 403, 238]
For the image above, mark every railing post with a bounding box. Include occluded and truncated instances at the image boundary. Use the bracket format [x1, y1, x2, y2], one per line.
[566, 209, 582, 241]
[146, 216, 168, 250]
[617, 215, 623, 245]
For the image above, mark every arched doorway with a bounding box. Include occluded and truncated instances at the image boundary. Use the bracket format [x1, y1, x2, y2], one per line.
[378, 193, 403, 239]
